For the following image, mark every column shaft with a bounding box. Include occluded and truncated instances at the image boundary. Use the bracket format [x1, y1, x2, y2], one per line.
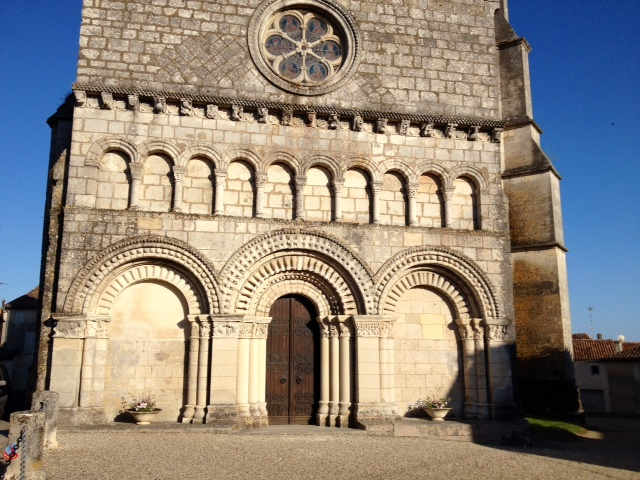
[214, 171, 227, 215]
[182, 316, 200, 423]
[371, 181, 382, 224]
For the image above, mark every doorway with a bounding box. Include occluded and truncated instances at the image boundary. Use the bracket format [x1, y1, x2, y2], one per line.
[266, 295, 319, 425]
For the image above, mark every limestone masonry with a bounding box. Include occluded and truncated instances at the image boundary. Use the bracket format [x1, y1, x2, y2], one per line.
[37, 0, 577, 428]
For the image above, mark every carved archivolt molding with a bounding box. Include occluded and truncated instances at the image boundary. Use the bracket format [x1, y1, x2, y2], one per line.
[252, 274, 341, 317]
[220, 229, 373, 313]
[374, 247, 500, 318]
[95, 264, 202, 316]
[379, 270, 471, 318]
[63, 235, 220, 315]
[85, 137, 140, 166]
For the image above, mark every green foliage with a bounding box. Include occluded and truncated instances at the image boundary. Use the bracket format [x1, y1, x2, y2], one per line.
[526, 417, 586, 440]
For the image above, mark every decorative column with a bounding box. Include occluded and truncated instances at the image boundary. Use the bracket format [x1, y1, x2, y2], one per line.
[84, 316, 110, 413]
[128, 163, 144, 209]
[236, 322, 253, 422]
[484, 318, 517, 419]
[456, 317, 489, 419]
[371, 181, 383, 224]
[207, 315, 242, 427]
[294, 175, 307, 220]
[337, 316, 353, 428]
[254, 172, 268, 218]
[317, 318, 330, 426]
[194, 316, 211, 422]
[213, 170, 227, 215]
[182, 315, 200, 423]
[407, 182, 419, 226]
[443, 184, 455, 228]
[329, 320, 340, 426]
[249, 319, 270, 427]
[332, 178, 345, 222]
[172, 165, 186, 212]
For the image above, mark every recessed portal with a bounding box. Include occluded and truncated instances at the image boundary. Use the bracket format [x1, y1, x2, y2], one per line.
[266, 295, 319, 425]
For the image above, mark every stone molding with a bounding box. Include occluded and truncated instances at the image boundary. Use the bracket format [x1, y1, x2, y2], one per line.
[52, 314, 111, 339]
[62, 235, 220, 316]
[374, 246, 501, 318]
[72, 84, 504, 142]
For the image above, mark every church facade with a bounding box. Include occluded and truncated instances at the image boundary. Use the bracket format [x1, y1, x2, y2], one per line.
[37, 0, 574, 428]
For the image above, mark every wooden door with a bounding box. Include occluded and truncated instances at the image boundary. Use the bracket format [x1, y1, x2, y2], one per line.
[266, 295, 319, 425]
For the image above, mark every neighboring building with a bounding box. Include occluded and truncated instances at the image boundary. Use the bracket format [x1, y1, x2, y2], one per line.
[36, 0, 575, 428]
[0, 287, 39, 410]
[573, 333, 640, 414]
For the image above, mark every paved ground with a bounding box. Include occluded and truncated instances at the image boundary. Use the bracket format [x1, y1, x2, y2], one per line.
[38, 418, 640, 480]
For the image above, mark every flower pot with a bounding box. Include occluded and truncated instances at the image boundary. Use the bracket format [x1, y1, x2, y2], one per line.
[127, 409, 162, 425]
[424, 407, 452, 422]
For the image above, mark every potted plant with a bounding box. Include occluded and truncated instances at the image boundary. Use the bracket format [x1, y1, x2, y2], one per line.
[411, 396, 452, 422]
[121, 393, 161, 425]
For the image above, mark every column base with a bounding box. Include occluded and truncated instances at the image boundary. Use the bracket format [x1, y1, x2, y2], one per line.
[463, 402, 491, 420]
[317, 413, 329, 426]
[181, 404, 196, 423]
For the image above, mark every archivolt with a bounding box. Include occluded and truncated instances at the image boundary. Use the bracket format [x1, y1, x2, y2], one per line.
[179, 144, 223, 169]
[220, 229, 373, 313]
[374, 247, 500, 318]
[252, 273, 341, 317]
[138, 139, 182, 166]
[379, 270, 471, 318]
[85, 137, 139, 167]
[63, 235, 220, 315]
[300, 154, 341, 180]
[229, 253, 357, 315]
[447, 165, 488, 190]
[95, 264, 202, 315]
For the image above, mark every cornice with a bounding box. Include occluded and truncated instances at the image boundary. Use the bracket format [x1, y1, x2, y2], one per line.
[510, 242, 568, 254]
[72, 83, 505, 139]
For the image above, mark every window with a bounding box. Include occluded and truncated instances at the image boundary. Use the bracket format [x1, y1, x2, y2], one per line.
[590, 365, 600, 375]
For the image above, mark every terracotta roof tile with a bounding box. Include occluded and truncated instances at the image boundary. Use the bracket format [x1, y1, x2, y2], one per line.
[604, 345, 640, 361]
[572, 333, 592, 340]
[572, 339, 616, 361]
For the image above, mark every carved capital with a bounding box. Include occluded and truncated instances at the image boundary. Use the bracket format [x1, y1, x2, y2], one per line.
[173, 165, 186, 182]
[129, 163, 144, 179]
[154, 97, 166, 113]
[331, 178, 345, 194]
[253, 323, 269, 339]
[239, 323, 254, 339]
[214, 170, 227, 186]
[180, 99, 194, 116]
[101, 92, 115, 110]
[206, 104, 218, 119]
[255, 172, 268, 188]
[294, 175, 307, 191]
[231, 105, 243, 121]
[85, 316, 111, 339]
[52, 316, 87, 339]
[199, 320, 212, 338]
[353, 321, 380, 337]
[212, 321, 240, 338]
[376, 118, 388, 134]
[407, 182, 419, 198]
[398, 119, 411, 135]
[74, 90, 87, 107]
[370, 180, 383, 195]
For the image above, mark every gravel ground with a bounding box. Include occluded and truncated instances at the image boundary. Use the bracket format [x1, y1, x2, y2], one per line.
[42, 418, 640, 480]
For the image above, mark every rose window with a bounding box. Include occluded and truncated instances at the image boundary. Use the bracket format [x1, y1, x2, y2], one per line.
[262, 11, 344, 85]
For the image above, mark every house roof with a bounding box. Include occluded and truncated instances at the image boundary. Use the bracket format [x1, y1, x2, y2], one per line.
[603, 345, 640, 361]
[572, 333, 592, 340]
[4, 287, 39, 309]
[572, 339, 616, 361]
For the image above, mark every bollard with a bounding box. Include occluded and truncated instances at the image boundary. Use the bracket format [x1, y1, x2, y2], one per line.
[31, 391, 59, 449]
[4, 411, 46, 480]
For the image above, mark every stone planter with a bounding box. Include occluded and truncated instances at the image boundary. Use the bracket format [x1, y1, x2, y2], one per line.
[127, 409, 162, 425]
[424, 408, 452, 422]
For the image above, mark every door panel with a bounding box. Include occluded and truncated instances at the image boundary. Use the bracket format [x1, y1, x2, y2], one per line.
[266, 296, 318, 425]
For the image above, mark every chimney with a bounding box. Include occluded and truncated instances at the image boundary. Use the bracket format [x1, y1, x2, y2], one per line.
[597, 333, 603, 340]
[615, 335, 625, 352]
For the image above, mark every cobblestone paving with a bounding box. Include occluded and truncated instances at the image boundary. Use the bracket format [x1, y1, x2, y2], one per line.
[44, 419, 640, 480]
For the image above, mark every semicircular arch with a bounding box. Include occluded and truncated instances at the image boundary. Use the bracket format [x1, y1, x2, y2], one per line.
[86, 137, 139, 167]
[220, 229, 373, 314]
[63, 235, 220, 316]
[447, 165, 488, 190]
[343, 157, 379, 181]
[253, 274, 339, 317]
[262, 150, 302, 174]
[300, 154, 341, 179]
[374, 246, 500, 318]
[179, 144, 223, 169]
[222, 147, 261, 172]
[138, 139, 182, 166]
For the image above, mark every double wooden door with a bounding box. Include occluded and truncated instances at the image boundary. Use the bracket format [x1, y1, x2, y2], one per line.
[266, 295, 319, 425]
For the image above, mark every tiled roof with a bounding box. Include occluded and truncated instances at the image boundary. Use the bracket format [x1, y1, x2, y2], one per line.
[4, 286, 39, 309]
[624, 342, 640, 351]
[604, 345, 640, 361]
[572, 333, 592, 340]
[572, 339, 616, 361]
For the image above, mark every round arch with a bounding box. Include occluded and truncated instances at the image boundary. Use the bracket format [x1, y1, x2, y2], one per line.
[63, 235, 220, 316]
[374, 246, 500, 318]
[85, 137, 139, 167]
[138, 139, 181, 166]
[300, 154, 341, 180]
[262, 150, 302, 174]
[447, 165, 488, 190]
[221, 147, 262, 172]
[179, 144, 223, 170]
[254, 275, 339, 317]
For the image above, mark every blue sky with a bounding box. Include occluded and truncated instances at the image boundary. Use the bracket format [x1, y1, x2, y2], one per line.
[0, 1, 638, 341]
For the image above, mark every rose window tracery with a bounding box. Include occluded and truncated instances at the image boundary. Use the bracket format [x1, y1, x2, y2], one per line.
[263, 11, 344, 85]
